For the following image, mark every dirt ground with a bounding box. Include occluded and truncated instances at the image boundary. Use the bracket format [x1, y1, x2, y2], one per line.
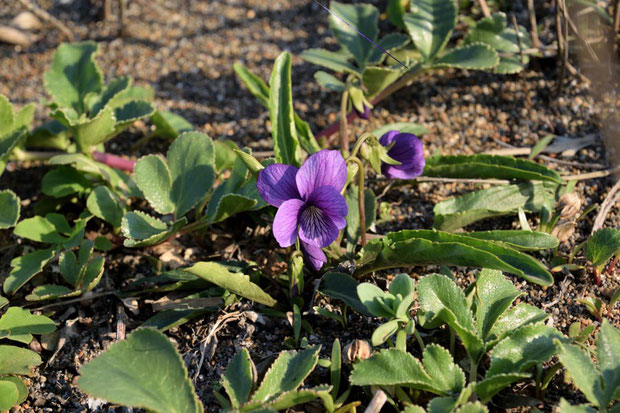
[0, 0, 619, 412]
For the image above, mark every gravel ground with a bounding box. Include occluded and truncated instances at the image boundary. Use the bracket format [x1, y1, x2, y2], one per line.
[0, 0, 619, 412]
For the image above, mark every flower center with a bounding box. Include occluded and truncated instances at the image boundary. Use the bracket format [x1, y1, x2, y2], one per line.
[301, 205, 328, 235]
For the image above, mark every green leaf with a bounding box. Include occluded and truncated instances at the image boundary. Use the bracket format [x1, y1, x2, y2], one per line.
[151, 110, 194, 140]
[556, 340, 604, 407]
[0, 378, 19, 410]
[222, 348, 254, 408]
[486, 303, 548, 349]
[114, 100, 155, 129]
[184, 262, 276, 307]
[485, 324, 562, 388]
[350, 349, 435, 391]
[433, 43, 498, 69]
[329, 1, 379, 67]
[597, 320, 620, 406]
[41, 166, 92, 198]
[458, 230, 559, 251]
[372, 122, 429, 138]
[207, 193, 257, 224]
[475, 269, 521, 341]
[0, 129, 27, 176]
[141, 309, 212, 331]
[345, 187, 376, 252]
[121, 211, 168, 239]
[318, 272, 372, 316]
[0, 345, 41, 375]
[168, 132, 216, 217]
[433, 181, 558, 231]
[0, 307, 56, 344]
[355, 230, 554, 286]
[14, 216, 68, 244]
[363, 66, 405, 99]
[357, 283, 394, 318]
[422, 344, 465, 395]
[371, 319, 400, 346]
[387, 0, 408, 28]
[0, 376, 27, 409]
[87, 185, 125, 228]
[89, 76, 131, 114]
[585, 228, 620, 268]
[475, 372, 531, 403]
[251, 346, 320, 403]
[455, 402, 490, 413]
[4, 248, 57, 295]
[43, 41, 103, 114]
[403, 406, 426, 413]
[300, 48, 362, 77]
[71, 106, 117, 150]
[0, 95, 14, 137]
[214, 140, 240, 172]
[269, 52, 301, 166]
[262, 386, 332, 411]
[234, 62, 270, 106]
[423, 154, 564, 184]
[77, 328, 203, 413]
[417, 274, 484, 363]
[134, 155, 175, 214]
[368, 33, 411, 64]
[25, 284, 75, 301]
[0, 190, 20, 229]
[59, 250, 80, 286]
[403, 0, 457, 61]
[463, 13, 532, 74]
[0, 296, 7, 310]
[558, 399, 597, 413]
[314, 71, 346, 92]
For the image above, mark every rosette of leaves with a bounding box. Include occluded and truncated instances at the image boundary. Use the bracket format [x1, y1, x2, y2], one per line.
[354, 229, 558, 285]
[123, 132, 266, 248]
[43, 41, 155, 152]
[216, 346, 334, 412]
[4, 212, 107, 300]
[0, 306, 56, 411]
[357, 273, 416, 346]
[0, 94, 34, 176]
[350, 270, 564, 408]
[585, 227, 620, 277]
[555, 320, 620, 412]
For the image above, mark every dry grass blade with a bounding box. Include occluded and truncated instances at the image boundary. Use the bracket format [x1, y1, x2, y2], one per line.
[591, 178, 620, 235]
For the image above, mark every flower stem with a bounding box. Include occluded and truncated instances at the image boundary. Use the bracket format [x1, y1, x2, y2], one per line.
[349, 133, 372, 159]
[413, 329, 425, 353]
[347, 157, 366, 247]
[469, 357, 479, 401]
[11, 148, 63, 161]
[92, 151, 136, 172]
[340, 90, 350, 157]
[395, 328, 407, 352]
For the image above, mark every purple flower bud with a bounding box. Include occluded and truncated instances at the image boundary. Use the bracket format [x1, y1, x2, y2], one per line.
[256, 150, 349, 270]
[356, 104, 371, 120]
[379, 130, 425, 180]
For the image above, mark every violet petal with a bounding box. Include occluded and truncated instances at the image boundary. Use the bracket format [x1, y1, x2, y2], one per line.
[296, 150, 347, 198]
[307, 186, 348, 230]
[381, 132, 425, 180]
[272, 198, 304, 247]
[257, 163, 300, 207]
[298, 204, 340, 248]
[301, 241, 327, 271]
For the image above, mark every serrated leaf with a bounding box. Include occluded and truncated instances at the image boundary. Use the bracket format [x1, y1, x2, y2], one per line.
[433, 181, 559, 231]
[214, 140, 240, 172]
[585, 228, 620, 268]
[134, 155, 175, 215]
[475, 372, 531, 403]
[423, 344, 465, 395]
[368, 33, 410, 64]
[318, 272, 372, 316]
[329, 1, 379, 67]
[558, 399, 597, 413]
[14, 216, 66, 244]
[168, 132, 216, 217]
[72, 106, 117, 151]
[300, 48, 362, 77]
[0, 345, 41, 375]
[403, 0, 457, 61]
[475, 269, 521, 341]
[350, 349, 435, 391]
[222, 348, 254, 408]
[4, 248, 57, 295]
[372, 122, 429, 138]
[261, 386, 331, 411]
[184, 262, 276, 307]
[89, 76, 131, 115]
[354, 230, 554, 286]
[424, 154, 563, 184]
[362, 66, 405, 99]
[428, 397, 457, 413]
[486, 324, 562, 380]
[417, 274, 484, 363]
[0, 190, 20, 229]
[556, 340, 604, 407]
[433, 43, 498, 69]
[77, 328, 203, 413]
[251, 346, 320, 403]
[87, 185, 125, 228]
[269, 52, 301, 166]
[43, 41, 103, 114]
[455, 402, 490, 413]
[121, 211, 168, 239]
[0, 307, 56, 344]
[114, 100, 155, 128]
[151, 110, 193, 140]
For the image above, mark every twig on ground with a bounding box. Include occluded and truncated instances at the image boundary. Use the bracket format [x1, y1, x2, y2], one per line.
[478, 0, 491, 17]
[512, 14, 526, 66]
[564, 166, 620, 181]
[116, 304, 127, 341]
[614, 0, 620, 33]
[364, 390, 387, 413]
[16, 0, 74, 41]
[556, 0, 569, 96]
[591, 178, 620, 234]
[527, 0, 540, 48]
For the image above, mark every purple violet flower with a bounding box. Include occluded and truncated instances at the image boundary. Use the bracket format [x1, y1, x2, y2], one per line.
[379, 130, 425, 180]
[257, 150, 348, 270]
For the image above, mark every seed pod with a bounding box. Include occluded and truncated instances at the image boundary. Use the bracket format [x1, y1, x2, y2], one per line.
[344, 339, 372, 363]
[552, 220, 576, 243]
[556, 192, 581, 219]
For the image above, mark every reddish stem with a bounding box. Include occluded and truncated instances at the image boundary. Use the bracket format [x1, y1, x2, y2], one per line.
[316, 109, 361, 141]
[92, 151, 135, 172]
